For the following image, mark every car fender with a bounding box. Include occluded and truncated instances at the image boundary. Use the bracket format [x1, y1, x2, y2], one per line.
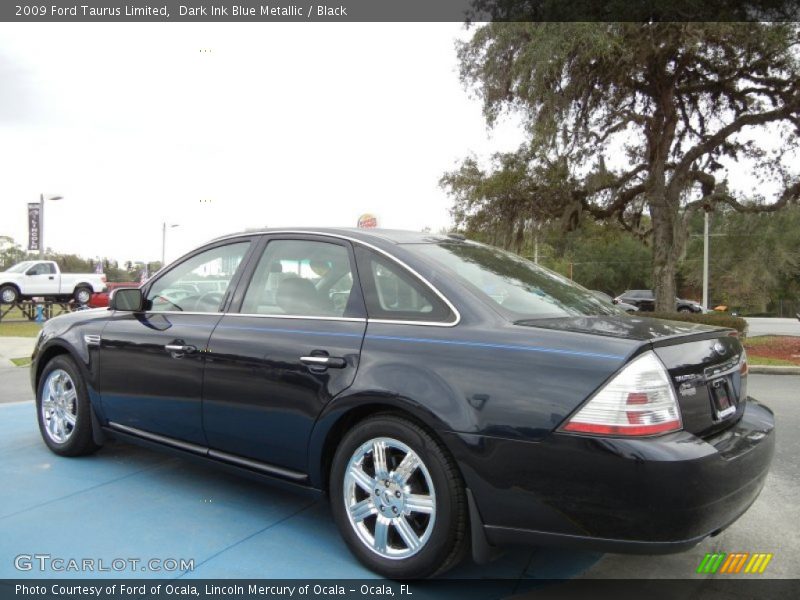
[306, 366, 467, 489]
[72, 281, 94, 292]
[33, 313, 109, 420]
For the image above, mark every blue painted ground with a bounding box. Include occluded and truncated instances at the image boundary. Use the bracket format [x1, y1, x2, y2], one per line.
[0, 402, 601, 588]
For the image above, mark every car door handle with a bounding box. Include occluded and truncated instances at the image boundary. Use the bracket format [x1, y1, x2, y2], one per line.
[165, 344, 197, 354]
[300, 355, 347, 368]
[48, 276, 54, 280]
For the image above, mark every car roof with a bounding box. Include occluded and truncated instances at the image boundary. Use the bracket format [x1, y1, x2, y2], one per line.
[211, 227, 455, 245]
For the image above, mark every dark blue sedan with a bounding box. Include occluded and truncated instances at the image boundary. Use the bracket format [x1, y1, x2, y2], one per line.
[31, 228, 774, 579]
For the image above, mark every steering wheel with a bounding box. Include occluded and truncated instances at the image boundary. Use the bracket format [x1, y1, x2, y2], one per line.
[196, 292, 224, 310]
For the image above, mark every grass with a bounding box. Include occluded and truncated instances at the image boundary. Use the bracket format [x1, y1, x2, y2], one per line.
[0, 306, 26, 320]
[743, 335, 781, 347]
[0, 322, 41, 337]
[10, 357, 31, 367]
[747, 356, 799, 367]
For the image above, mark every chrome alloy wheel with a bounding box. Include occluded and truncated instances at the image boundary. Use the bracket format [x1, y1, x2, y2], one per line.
[1, 288, 16, 303]
[41, 369, 78, 444]
[343, 437, 436, 560]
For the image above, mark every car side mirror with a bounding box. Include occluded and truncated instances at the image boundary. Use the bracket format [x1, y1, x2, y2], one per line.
[110, 288, 144, 311]
[25, 270, 35, 276]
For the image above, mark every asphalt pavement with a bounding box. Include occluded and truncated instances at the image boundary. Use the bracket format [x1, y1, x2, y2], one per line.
[580, 374, 800, 578]
[745, 317, 800, 337]
[0, 335, 36, 368]
[0, 362, 32, 403]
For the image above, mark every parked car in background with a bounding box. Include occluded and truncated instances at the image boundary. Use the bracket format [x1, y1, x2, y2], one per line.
[591, 290, 638, 313]
[87, 282, 141, 308]
[614, 289, 703, 313]
[0, 261, 106, 305]
[31, 228, 773, 579]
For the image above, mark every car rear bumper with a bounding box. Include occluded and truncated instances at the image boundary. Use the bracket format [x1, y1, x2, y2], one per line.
[444, 398, 775, 554]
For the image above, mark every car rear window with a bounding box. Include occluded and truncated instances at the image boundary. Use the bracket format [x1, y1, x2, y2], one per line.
[415, 242, 624, 320]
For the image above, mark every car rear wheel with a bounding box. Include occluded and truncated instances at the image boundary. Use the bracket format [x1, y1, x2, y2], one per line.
[678, 307, 692, 313]
[74, 286, 92, 305]
[330, 414, 468, 579]
[36, 355, 100, 456]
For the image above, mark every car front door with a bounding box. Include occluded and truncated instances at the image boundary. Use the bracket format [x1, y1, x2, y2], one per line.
[201, 235, 367, 474]
[98, 239, 254, 445]
[24, 262, 58, 295]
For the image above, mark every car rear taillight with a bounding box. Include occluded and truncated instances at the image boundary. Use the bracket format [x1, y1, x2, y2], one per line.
[740, 349, 748, 377]
[560, 351, 682, 437]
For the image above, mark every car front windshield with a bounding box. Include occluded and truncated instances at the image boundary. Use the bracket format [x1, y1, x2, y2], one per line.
[415, 242, 624, 320]
[5, 261, 34, 273]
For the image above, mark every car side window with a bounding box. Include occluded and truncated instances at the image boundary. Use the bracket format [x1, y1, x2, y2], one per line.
[354, 246, 454, 323]
[27, 263, 51, 276]
[241, 239, 359, 318]
[146, 242, 250, 313]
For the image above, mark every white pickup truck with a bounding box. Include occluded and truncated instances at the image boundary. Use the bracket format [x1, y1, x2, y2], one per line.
[0, 261, 107, 305]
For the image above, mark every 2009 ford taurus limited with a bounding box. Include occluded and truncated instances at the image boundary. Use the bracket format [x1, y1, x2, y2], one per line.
[31, 228, 774, 579]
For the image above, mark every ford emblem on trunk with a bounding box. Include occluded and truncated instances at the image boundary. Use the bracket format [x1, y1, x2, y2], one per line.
[713, 341, 727, 356]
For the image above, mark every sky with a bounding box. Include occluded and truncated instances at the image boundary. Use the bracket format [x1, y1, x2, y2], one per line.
[0, 23, 526, 265]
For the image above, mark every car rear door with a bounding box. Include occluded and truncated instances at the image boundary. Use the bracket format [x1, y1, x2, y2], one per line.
[201, 234, 367, 475]
[98, 239, 255, 445]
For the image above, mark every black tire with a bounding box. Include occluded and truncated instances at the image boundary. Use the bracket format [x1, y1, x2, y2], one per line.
[74, 286, 92, 305]
[0, 284, 19, 304]
[36, 355, 100, 457]
[330, 414, 468, 579]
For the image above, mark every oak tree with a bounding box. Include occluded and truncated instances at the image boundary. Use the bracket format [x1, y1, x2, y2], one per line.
[453, 21, 800, 311]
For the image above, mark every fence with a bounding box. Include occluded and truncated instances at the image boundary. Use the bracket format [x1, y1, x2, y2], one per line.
[0, 300, 77, 322]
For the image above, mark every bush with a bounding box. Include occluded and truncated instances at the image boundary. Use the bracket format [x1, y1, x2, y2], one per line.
[645, 311, 748, 337]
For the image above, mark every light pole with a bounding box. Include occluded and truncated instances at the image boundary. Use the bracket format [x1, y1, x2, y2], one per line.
[39, 193, 64, 258]
[161, 222, 179, 266]
[702, 207, 711, 310]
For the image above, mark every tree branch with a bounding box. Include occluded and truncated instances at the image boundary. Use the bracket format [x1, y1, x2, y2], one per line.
[675, 102, 799, 177]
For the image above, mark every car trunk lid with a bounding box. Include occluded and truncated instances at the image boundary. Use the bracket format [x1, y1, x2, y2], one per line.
[515, 315, 746, 437]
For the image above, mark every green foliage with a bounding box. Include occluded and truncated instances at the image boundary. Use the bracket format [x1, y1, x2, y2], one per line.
[0, 237, 27, 270]
[681, 207, 800, 314]
[540, 219, 651, 295]
[647, 311, 748, 336]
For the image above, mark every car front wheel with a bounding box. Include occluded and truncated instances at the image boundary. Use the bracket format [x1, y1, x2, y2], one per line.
[330, 415, 468, 579]
[36, 355, 100, 456]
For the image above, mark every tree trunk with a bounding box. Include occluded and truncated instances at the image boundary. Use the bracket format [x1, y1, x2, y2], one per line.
[651, 202, 679, 312]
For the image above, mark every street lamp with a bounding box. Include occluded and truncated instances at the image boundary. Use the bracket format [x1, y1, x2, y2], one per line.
[161, 222, 179, 266]
[39, 193, 64, 258]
